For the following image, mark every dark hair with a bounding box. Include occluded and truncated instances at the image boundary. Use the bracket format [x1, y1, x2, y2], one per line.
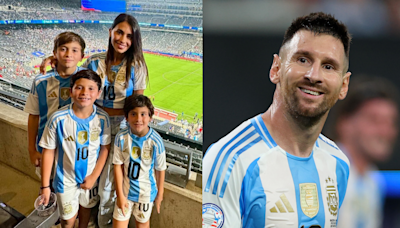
[123, 95, 154, 118]
[282, 12, 351, 61]
[336, 76, 398, 118]
[70, 69, 102, 91]
[106, 13, 148, 88]
[53, 31, 86, 54]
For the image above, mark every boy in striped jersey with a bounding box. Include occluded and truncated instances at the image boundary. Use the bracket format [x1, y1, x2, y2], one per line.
[39, 70, 111, 228]
[112, 95, 166, 228]
[24, 32, 86, 174]
[203, 12, 352, 228]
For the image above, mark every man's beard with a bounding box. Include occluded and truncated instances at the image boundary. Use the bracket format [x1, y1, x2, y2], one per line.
[283, 83, 339, 128]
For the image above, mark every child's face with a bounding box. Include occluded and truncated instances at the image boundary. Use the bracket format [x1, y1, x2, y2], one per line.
[70, 78, 100, 109]
[127, 107, 151, 137]
[109, 21, 132, 55]
[54, 41, 83, 69]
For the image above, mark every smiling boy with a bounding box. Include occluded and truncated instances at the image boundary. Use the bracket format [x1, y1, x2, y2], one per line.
[24, 32, 86, 172]
[39, 70, 111, 228]
[112, 95, 166, 228]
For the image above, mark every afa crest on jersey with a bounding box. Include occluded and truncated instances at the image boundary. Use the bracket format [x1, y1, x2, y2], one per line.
[202, 203, 224, 228]
[77, 131, 88, 145]
[326, 177, 338, 216]
[300, 183, 319, 218]
[116, 73, 125, 85]
[142, 143, 152, 161]
[90, 128, 100, 142]
[60, 87, 70, 101]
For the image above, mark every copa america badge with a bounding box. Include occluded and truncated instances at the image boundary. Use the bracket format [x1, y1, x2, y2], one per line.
[202, 203, 224, 228]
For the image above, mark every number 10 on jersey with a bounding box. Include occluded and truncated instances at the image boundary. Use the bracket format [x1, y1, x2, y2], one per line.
[128, 160, 141, 180]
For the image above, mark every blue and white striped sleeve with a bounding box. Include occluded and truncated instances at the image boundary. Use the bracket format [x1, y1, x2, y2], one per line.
[202, 142, 242, 228]
[100, 111, 111, 145]
[153, 133, 166, 171]
[113, 131, 125, 165]
[24, 79, 39, 115]
[38, 114, 58, 150]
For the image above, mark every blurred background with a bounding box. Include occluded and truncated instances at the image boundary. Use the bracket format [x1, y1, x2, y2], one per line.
[203, 0, 400, 227]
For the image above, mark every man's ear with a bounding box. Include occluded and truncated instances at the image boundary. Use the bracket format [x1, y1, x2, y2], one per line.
[270, 54, 281, 84]
[338, 71, 351, 100]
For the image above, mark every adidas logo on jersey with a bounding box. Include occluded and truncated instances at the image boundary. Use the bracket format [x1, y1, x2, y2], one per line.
[48, 91, 57, 98]
[269, 194, 294, 213]
[64, 136, 74, 142]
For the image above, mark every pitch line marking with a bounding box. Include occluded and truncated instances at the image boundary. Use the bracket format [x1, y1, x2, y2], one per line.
[152, 67, 202, 96]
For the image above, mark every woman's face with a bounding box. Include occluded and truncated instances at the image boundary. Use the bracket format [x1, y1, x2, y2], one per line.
[109, 21, 133, 56]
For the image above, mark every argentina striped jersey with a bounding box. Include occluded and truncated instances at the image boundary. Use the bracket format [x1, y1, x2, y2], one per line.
[82, 52, 147, 109]
[202, 115, 350, 228]
[337, 145, 384, 228]
[113, 127, 167, 203]
[24, 67, 85, 152]
[39, 104, 111, 193]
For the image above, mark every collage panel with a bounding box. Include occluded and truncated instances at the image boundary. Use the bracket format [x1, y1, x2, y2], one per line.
[0, 0, 202, 227]
[204, 1, 400, 228]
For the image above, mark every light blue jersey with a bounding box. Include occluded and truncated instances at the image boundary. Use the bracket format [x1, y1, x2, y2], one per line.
[337, 145, 384, 228]
[24, 67, 84, 152]
[202, 115, 350, 228]
[113, 127, 167, 203]
[82, 53, 147, 109]
[39, 104, 111, 193]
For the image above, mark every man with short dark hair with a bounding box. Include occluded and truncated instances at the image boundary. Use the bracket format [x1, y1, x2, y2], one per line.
[203, 12, 352, 228]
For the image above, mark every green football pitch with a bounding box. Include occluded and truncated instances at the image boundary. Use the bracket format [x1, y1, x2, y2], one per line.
[143, 53, 203, 122]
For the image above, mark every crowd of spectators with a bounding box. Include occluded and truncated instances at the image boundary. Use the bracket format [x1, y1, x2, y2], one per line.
[143, 30, 202, 55]
[150, 117, 203, 142]
[0, 0, 203, 27]
[0, 23, 201, 88]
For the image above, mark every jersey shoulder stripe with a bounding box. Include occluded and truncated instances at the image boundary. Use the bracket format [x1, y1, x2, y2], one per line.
[35, 71, 56, 82]
[46, 108, 69, 128]
[204, 121, 253, 193]
[219, 135, 262, 198]
[150, 134, 165, 154]
[95, 108, 110, 127]
[251, 115, 277, 148]
[89, 52, 106, 61]
[32, 71, 56, 95]
[317, 134, 350, 166]
[318, 134, 339, 150]
[150, 128, 163, 139]
[119, 127, 129, 136]
[205, 115, 273, 197]
[115, 127, 129, 147]
[150, 130, 164, 146]
[115, 127, 129, 139]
